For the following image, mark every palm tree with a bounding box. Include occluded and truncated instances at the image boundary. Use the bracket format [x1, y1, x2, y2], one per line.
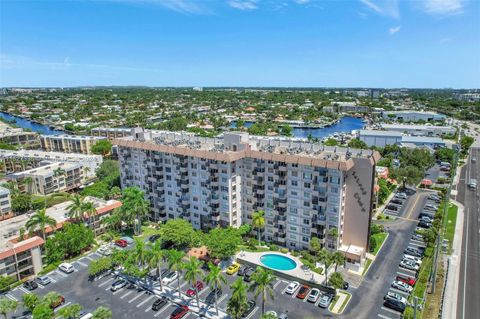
[57, 303, 83, 319]
[22, 176, 34, 193]
[332, 251, 345, 272]
[92, 306, 112, 319]
[133, 237, 147, 268]
[248, 267, 276, 314]
[183, 257, 203, 307]
[67, 194, 85, 222]
[0, 298, 18, 319]
[166, 249, 185, 297]
[148, 240, 164, 291]
[82, 201, 97, 231]
[25, 208, 57, 240]
[318, 248, 333, 281]
[42, 291, 61, 308]
[328, 228, 339, 248]
[204, 262, 226, 315]
[102, 211, 122, 232]
[22, 293, 39, 313]
[120, 187, 150, 235]
[227, 278, 249, 319]
[252, 210, 265, 244]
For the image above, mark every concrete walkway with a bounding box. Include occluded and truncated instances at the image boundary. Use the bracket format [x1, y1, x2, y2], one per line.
[330, 290, 350, 314]
[441, 199, 464, 319]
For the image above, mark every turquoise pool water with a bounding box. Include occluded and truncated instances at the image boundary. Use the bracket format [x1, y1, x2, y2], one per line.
[260, 254, 297, 271]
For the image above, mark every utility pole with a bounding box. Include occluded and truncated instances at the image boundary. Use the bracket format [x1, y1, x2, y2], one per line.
[413, 296, 418, 319]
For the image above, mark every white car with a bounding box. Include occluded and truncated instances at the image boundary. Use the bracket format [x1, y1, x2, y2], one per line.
[285, 281, 300, 295]
[392, 280, 413, 293]
[400, 259, 420, 271]
[161, 271, 178, 285]
[98, 246, 112, 256]
[384, 291, 407, 305]
[307, 288, 321, 303]
[403, 254, 422, 265]
[58, 262, 74, 274]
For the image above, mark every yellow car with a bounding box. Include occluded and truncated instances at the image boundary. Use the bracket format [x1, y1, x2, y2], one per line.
[226, 263, 240, 275]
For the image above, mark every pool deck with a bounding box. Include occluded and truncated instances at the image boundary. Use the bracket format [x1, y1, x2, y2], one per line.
[236, 251, 326, 286]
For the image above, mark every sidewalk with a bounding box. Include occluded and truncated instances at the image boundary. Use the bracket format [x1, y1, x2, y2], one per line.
[441, 199, 464, 319]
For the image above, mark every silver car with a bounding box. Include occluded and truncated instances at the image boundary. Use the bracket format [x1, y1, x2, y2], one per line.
[318, 294, 333, 308]
[35, 276, 52, 286]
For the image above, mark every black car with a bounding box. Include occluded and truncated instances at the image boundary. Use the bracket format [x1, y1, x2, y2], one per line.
[205, 288, 223, 304]
[148, 234, 161, 243]
[386, 205, 399, 211]
[241, 300, 256, 318]
[243, 269, 255, 282]
[342, 281, 349, 290]
[404, 247, 423, 257]
[390, 199, 403, 205]
[418, 221, 432, 229]
[383, 298, 406, 313]
[152, 297, 168, 311]
[23, 280, 38, 290]
[419, 212, 434, 219]
[238, 265, 252, 276]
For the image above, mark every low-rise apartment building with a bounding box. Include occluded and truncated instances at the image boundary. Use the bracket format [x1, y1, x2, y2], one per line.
[10, 162, 83, 195]
[0, 122, 39, 148]
[115, 130, 380, 267]
[0, 149, 102, 179]
[40, 134, 106, 155]
[0, 196, 121, 279]
[0, 187, 12, 221]
[91, 127, 141, 140]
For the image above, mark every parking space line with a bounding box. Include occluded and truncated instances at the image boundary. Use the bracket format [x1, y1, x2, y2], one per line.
[378, 314, 394, 319]
[98, 277, 114, 287]
[244, 306, 259, 319]
[216, 294, 228, 305]
[55, 302, 72, 312]
[381, 306, 402, 316]
[5, 294, 17, 301]
[19, 286, 30, 294]
[389, 288, 410, 296]
[37, 283, 45, 289]
[76, 260, 88, 267]
[396, 271, 414, 278]
[120, 290, 134, 299]
[399, 267, 417, 275]
[56, 271, 68, 278]
[137, 295, 155, 308]
[112, 288, 125, 295]
[153, 303, 171, 317]
[179, 281, 188, 290]
[408, 241, 425, 248]
[273, 280, 281, 289]
[198, 288, 210, 297]
[128, 292, 145, 303]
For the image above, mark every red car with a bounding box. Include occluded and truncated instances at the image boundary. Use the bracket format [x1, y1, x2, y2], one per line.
[170, 305, 189, 319]
[50, 295, 65, 309]
[296, 285, 310, 299]
[186, 281, 204, 297]
[396, 274, 416, 286]
[115, 239, 128, 248]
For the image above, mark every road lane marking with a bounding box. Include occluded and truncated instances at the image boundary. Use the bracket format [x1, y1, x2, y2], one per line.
[128, 292, 145, 303]
[137, 295, 155, 308]
[462, 208, 469, 319]
[406, 193, 424, 219]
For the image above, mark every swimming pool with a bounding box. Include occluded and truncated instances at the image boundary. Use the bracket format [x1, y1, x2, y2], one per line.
[260, 254, 297, 271]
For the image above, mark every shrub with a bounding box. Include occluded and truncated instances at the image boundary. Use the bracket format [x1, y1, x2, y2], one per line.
[291, 251, 299, 257]
[280, 248, 288, 254]
[369, 236, 377, 253]
[269, 244, 278, 251]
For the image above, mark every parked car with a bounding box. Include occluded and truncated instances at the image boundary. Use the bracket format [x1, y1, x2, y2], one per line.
[424, 203, 438, 210]
[428, 194, 440, 201]
[58, 262, 74, 274]
[97, 246, 112, 256]
[151, 297, 168, 311]
[404, 247, 423, 257]
[162, 271, 178, 285]
[400, 259, 420, 271]
[420, 216, 433, 223]
[50, 295, 65, 309]
[342, 281, 349, 290]
[418, 221, 432, 229]
[115, 239, 128, 248]
[23, 280, 38, 290]
[285, 281, 300, 295]
[278, 314, 288, 319]
[243, 268, 255, 282]
[186, 281, 204, 297]
[35, 276, 52, 286]
[384, 291, 407, 304]
[238, 265, 252, 276]
[395, 192, 407, 199]
[120, 236, 134, 245]
[384, 298, 406, 313]
[392, 280, 413, 293]
[148, 234, 161, 243]
[111, 279, 127, 291]
[318, 294, 333, 308]
[296, 285, 310, 299]
[404, 254, 422, 265]
[205, 288, 222, 304]
[390, 198, 403, 205]
[419, 212, 435, 219]
[170, 305, 189, 319]
[226, 263, 241, 275]
[386, 205, 399, 211]
[396, 274, 416, 286]
[307, 288, 321, 303]
[241, 300, 256, 318]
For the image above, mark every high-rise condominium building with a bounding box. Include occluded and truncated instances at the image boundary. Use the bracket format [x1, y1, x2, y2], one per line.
[115, 130, 380, 266]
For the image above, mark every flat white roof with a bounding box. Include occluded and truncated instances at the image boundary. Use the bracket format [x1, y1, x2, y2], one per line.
[359, 130, 403, 137]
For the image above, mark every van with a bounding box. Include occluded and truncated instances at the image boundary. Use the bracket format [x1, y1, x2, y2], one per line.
[468, 179, 477, 190]
[80, 314, 93, 319]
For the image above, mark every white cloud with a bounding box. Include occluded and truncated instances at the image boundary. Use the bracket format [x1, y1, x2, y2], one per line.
[106, 0, 205, 14]
[228, 0, 258, 10]
[359, 0, 400, 18]
[389, 26, 401, 35]
[424, 0, 464, 15]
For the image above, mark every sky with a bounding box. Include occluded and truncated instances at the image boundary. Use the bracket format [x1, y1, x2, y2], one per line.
[1, 0, 479, 88]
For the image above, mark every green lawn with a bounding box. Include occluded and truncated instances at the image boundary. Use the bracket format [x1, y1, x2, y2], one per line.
[444, 204, 458, 254]
[338, 291, 352, 313]
[371, 232, 388, 256]
[362, 258, 373, 276]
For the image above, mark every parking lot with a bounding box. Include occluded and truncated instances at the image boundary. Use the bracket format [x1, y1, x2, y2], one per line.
[4, 245, 338, 319]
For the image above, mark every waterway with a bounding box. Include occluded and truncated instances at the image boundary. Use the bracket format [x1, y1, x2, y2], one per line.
[231, 116, 365, 139]
[0, 112, 65, 135]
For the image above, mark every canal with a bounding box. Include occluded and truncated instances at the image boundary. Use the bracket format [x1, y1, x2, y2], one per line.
[0, 112, 65, 135]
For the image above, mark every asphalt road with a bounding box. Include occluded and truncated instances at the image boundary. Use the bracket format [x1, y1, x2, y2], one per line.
[343, 189, 430, 319]
[457, 147, 480, 319]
